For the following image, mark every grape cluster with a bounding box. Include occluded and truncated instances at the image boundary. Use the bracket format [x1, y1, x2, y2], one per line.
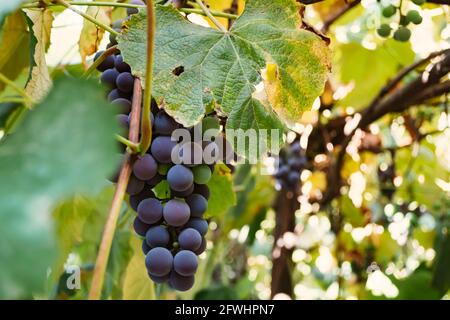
[274, 140, 306, 191]
[94, 2, 230, 291]
[378, 163, 396, 200]
[377, 0, 426, 42]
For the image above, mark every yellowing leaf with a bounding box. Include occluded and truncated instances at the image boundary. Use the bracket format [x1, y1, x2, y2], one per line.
[122, 237, 155, 300]
[79, 3, 112, 66]
[24, 9, 53, 101]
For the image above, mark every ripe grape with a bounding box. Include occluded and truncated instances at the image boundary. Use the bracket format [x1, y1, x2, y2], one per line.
[116, 72, 134, 93]
[126, 174, 145, 195]
[129, 186, 155, 211]
[114, 55, 131, 73]
[169, 272, 194, 291]
[94, 51, 115, 72]
[133, 217, 152, 237]
[163, 199, 191, 227]
[186, 194, 208, 217]
[145, 226, 170, 248]
[142, 241, 151, 255]
[154, 110, 180, 135]
[127, 0, 145, 16]
[101, 68, 120, 88]
[194, 238, 207, 255]
[167, 165, 194, 192]
[193, 184, 210, 200]
[178, 228, 202, 251]
[146, 173, 164, 187]
[151, 136, 177, 163]
[137, 198, 163, 224]
[171, 184, 194, 198]
[111, 98, 132, 114]
[192, 165, 211, 184]
[149, 273, 170, 284]
[116, 114, 129, 129]
[185, 218, 208, 236]
[133, 154, 157, 180]
[173, 250, 198, 276]
[145, 247, 173, 277]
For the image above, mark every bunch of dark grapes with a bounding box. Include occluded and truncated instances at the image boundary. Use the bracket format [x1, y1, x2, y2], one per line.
[377, 0, 426, 42]
[94, 2, 231, 291]
[274, 139, 306, 191]
[378, 163, 396, 200]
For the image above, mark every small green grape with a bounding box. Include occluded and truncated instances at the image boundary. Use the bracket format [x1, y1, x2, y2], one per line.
[399, 15, 410, 26]
[394, 27, 411, 42]
[382, 5, 397, 18]
[192, 164, 212, 184]
[377, 24, 392, 38]
[407, 10, 423, 25]
[412, 0, 426, 5]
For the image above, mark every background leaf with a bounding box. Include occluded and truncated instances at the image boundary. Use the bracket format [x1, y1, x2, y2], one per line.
[0, 77, 119, 298]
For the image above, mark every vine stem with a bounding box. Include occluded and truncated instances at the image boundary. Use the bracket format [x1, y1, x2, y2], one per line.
[22, 1, 238, 19]
[115, 134, 140, 153]
[194, 0, 227, 32]
[138, 0, 155, 155]
[83, 45, 118, 78]
[0, 72, 34, 107]
[53, 0, 119, 36]
[88, 78, 143, 300]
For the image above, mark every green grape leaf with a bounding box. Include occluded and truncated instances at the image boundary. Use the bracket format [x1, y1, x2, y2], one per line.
[118, 0, 330, 127]
[393, 269, 442, 300]
[206, 164, 236, 217]
[334, 39, 414, 110]
[0, 77, 119, 298]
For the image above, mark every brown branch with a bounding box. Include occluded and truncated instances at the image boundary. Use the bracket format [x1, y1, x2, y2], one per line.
[271, 187, 299, 298]
[321, 49, 450, 204]
[321, 0, 361, 33]
[88, 78, 142, 300]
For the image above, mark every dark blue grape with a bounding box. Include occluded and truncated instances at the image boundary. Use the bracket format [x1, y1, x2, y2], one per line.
[133, 217, 152, 237]
[142, 241, 151, 255]
[163, 199, 190, 227]
[127, 0, 145, 16]
[186, 194, 207, 217]
[147, 173, 164, 187]
[126, 174, 145, 195]
[178, 228, 202, 251]
[145, 226, 170, 248]
[167, 165, 194, 192]
[114, 55, 131, 73]
[288, 156, 306, 171]
[275, 165, 289, 179]
[101, 68, 120, 88]
[287, 171, 300, 187]
[169, 271, 194, 291]
[133, 154, 157, 180]
[111, 98, 131, 114]
[137, 198, 163, 224]
[107, 88, 131, 102]
[171, 184, 194, 198]
[94, 51, 115, 72]
[178, 142, 203, 165]
[116, 72, 134, 93]
[116, 114, 129, 129]
[194, 237, 207, 255]
[173, 250, 198, 276]
[193, 184, 210, 200]
[185, 218, 208, 236]
[129, 186, 155, 211]
[149, 273, 169, 284]
[145, 247, 173, 277]
[151, 136, 177, 163]
[154, 110, 180, 135]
